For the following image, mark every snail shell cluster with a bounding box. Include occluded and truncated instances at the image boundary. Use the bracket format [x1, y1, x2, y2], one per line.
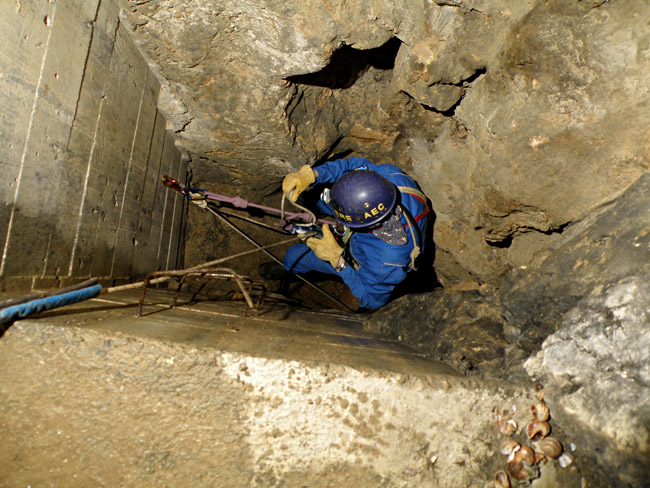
[513, 445, 535, 465]
[538, 437, 563, 459]
[507, 457, 540, 481]
[500, 439, 520, 457]
[495, 396, 568, 486]
[507, 445, 540, 481]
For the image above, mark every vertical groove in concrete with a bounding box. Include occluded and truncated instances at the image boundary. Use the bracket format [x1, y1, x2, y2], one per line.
[166, 154, 186, 271]
[142, 122, 165, 274]
[128, 105, 158, 276]
[60, 0, 104, 276]
[65, 0, 121, 281]
[155, 136, 173, 271]
[67, 1, 106, 276]
[131, 108, 165, 276]
[40, 231, 53, 278]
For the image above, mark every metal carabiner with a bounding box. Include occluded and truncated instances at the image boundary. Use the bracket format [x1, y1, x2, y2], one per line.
[161, 175, 183, 192]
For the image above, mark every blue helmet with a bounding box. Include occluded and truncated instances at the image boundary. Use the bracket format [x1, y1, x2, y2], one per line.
[330, 170, 397, 228]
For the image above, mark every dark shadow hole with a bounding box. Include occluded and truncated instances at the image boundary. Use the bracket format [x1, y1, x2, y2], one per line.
[486, 235, 513, 248]
[285, 37, 402, 89]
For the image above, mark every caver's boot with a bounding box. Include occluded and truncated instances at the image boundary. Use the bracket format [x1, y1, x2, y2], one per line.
[258, 262, 292, 281]
[258, 262, 294, 296]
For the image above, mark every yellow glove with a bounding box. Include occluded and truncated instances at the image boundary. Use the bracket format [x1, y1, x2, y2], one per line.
[306, 224, 343, 269]
[282, 164, 316, 202]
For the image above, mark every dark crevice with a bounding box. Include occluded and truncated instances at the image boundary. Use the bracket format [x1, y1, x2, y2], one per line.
[175, 118, 193, 134]
[285, 37, 402, 89]
[486, 236, 513, 248]
[454, 67, 486, 87]
[485, 222, 572, 249]
[438, 92, 466, 117]
[317, 146, 353, 165]
[406, 67, 486, 116]
[408, 90, 466, 117]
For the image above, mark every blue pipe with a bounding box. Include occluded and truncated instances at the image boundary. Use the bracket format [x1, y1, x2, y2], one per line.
[0, 284, 102, 325]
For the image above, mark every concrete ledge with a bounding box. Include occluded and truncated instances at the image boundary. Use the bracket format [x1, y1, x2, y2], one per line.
[0, 292, 547, 487]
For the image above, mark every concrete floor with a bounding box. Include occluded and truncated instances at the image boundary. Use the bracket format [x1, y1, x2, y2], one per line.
[0, 289, 582, 487]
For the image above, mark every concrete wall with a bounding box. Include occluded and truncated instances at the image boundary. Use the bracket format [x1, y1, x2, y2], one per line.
[0, 0, 187, 291]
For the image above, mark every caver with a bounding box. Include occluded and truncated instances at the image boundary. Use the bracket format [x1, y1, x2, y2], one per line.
[263, 157, 431, 310]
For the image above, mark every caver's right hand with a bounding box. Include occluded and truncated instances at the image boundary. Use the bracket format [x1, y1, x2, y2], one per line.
[306, 224, 344, 269]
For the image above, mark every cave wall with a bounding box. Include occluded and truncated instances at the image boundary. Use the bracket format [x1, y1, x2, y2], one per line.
[119, 0, 650, 285]
[0, 0, 187, 291]
[367, 171, 650, 487]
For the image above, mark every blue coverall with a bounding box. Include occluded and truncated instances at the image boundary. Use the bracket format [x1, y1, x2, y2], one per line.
[283, 157, 430, 310]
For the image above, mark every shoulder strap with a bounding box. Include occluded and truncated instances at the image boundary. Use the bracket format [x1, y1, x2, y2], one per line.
[398, 204, 421, 271]
[397, 185, 427, 201]
[397, 186, 430, 224]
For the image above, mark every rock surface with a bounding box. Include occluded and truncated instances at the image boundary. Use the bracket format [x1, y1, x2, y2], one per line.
[525, 276, 650, 488]
[119, 0, 650, 285]
[365, 286, 513, 376]
[368, 171, 650, 486]
[500, 171, 650, 349]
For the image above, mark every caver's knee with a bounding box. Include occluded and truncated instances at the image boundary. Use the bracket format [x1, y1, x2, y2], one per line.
[283, 244, 312, 271]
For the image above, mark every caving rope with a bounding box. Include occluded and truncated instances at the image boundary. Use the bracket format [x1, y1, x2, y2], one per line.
[160, 176, 355, 312]
[161, 176, 328, 237]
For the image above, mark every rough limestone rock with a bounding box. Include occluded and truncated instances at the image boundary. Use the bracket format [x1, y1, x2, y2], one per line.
[500, 171, 650, 349]
[409, 0, 650, 282]
[525, 276, 650, 488]
[500, 171, 650, 487]
[120, 0, 650, 285]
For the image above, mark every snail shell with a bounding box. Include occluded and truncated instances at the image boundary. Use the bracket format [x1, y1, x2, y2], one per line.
[500, 439, 521, 456]
[526, 420, 551, 440]
[507, 460, 528, 481]
[531, 402, 550, 422]
[538, 437, 563, 459]
[507, 459, 537, 481]
[496, 410, 518, 436]
[513, 445, 535, 465]
[495, 471, 511, 488]
[508, 458, 541, 482]
[534, 451, 547, 465]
